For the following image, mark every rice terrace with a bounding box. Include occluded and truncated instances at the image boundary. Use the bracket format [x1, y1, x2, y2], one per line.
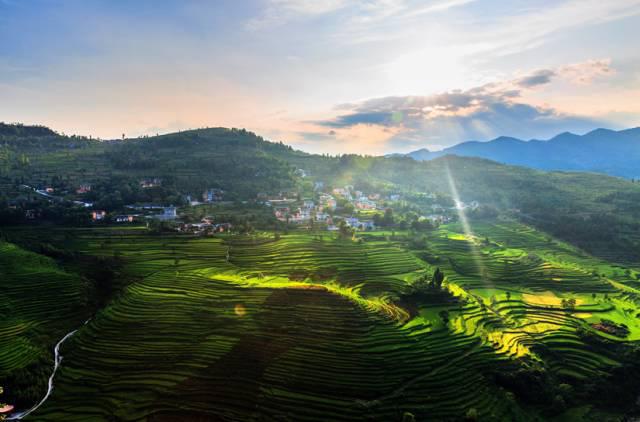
[4, 212, 640, 420]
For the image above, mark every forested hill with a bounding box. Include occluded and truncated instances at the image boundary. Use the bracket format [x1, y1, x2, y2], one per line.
[1, 126, 303, 202]
[3, 123, 640, 264]
[0, 122, 59, 138]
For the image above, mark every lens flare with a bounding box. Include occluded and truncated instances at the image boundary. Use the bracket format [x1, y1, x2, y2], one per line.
[444, 161, 492, 287]
[234, 303, 247, 317]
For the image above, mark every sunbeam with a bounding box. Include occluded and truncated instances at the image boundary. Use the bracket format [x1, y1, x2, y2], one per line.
[443, 160, 492, 288]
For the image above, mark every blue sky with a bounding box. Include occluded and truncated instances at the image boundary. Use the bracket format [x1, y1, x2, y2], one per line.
[1, 0, 639, 153]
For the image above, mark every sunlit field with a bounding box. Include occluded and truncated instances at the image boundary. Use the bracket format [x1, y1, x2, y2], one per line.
[4, 218, 640, 420]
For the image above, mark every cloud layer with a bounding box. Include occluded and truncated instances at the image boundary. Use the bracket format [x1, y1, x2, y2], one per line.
[306, 59, 615, 151]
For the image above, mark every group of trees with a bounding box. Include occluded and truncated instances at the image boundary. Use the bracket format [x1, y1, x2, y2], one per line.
[409, 267, 446, 295]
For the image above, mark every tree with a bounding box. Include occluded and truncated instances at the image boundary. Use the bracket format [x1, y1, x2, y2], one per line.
[439, 310, 450, 324]
[401, 412, 415, 422]
[464, 408, 478, 421]
[431, 267, 445, 289]
[382, 208, 395, 226]
[338, 220, 353, 239]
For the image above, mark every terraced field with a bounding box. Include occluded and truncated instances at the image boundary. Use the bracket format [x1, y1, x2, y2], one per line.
[5, 221, 640, 420]
[0, 241, 89, 408]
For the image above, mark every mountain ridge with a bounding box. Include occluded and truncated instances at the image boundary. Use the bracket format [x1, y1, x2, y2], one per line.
[403, 126, 640, 178]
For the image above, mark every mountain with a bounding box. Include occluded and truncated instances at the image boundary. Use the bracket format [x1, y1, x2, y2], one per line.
[405, 127, 640, 178]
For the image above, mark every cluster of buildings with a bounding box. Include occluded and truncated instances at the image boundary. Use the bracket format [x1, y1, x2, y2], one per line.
[88, 204, 177, 222]
[186, 188, 225, 206]
[178, 219, 232, 235]
[261, 184, 392, 231]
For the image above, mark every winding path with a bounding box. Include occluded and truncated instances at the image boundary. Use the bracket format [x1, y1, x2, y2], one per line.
[8, 324, 85, 420]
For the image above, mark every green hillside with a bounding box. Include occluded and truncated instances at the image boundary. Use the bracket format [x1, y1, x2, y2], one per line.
[0, 223, 638, 421]
[3, 124, 640, 420]
[3, 124, 640, 264]
[0, 241, 89, 408]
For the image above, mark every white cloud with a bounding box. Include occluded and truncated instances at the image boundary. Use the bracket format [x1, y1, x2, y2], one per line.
[245, 0, 348, 30]
[558, 59, 613, 84]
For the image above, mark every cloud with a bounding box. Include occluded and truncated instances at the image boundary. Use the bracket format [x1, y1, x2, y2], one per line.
[516, 69, 556, 88]
[558, 58, 613, 84]
[304, 59, 617, 151]
[246, 0, 348, 30]
[246, 0, 475, 31]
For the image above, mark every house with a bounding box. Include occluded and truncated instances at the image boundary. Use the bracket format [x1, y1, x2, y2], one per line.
[213, 222, 232, 233]
[344, 217, 374, 231]
[150, 206, 177, 220]
[161, 206, 177, 220]
[114, 215, 136, 223]
[91, 210, 106, 221]
[355, 198, 377, 210]
[140, 178, 162, 189]
[315, 212, 330, 222]
[274, 206, 290, 221]
[278, 191, 298, 200]
[345, 217, 360, 227]
[266, 199, 295, 208]
[203, 188, 224, 202]
[389, 194, 401, 201]
[359, 220, 375, 231]
[76, 184, 91, 194]
[319, 194, 336, 210]
[179, 222, 212, 234]
[368, 193, 381, 200]
[314, 181, 324, 191]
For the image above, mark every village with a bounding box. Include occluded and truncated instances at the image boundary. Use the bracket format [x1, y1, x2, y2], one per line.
[9, 172, 475, 235]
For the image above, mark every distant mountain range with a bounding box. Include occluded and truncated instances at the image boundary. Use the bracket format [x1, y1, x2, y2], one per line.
[402, 127, 640, 178]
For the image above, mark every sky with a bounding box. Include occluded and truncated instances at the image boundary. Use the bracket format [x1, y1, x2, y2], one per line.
[1, 0, 639, 154]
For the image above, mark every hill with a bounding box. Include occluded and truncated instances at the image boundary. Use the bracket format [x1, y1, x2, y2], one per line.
[3, 123, 640, 264]
[405, 127, 640, 178]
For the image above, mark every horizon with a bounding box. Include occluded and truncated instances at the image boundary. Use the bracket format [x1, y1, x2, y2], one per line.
[1, 1, 640, 154]
[4, 120, 639, 155]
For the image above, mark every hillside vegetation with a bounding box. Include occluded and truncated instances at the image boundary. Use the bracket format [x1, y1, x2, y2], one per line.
[3, 124, 640, 264]
[4, 223, 640, 420]
[0, 241, 89, 408]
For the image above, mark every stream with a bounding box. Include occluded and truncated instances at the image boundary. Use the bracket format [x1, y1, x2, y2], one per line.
[8, 321, 87, 420]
